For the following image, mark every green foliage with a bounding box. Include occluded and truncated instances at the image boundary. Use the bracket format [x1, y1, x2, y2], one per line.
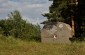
[42, 0, 67, 23]
[42, 0, 85, 41]
[0, 10, 41, 41]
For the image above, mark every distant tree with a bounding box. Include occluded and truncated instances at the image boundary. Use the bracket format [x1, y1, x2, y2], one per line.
[0, 10, 41, 41]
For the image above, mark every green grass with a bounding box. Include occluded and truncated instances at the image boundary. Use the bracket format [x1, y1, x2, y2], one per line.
[0, 35, 85, 55]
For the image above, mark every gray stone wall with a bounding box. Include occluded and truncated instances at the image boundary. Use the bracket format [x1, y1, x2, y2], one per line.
[41, 22, 74, 43]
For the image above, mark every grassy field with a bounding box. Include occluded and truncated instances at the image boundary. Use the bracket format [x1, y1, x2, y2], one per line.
[0, 35, 85, 55]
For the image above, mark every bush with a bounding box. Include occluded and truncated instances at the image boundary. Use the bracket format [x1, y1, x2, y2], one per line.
[0, 10, 41, 41]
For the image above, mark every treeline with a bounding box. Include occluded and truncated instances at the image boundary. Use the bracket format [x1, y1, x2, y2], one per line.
[0, 10, 41, 41]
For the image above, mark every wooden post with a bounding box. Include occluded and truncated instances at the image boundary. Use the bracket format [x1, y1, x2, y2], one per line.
[71, 16, 75, 36]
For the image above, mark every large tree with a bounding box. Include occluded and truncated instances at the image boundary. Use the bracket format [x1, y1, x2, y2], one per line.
[43, 0, 85, 41]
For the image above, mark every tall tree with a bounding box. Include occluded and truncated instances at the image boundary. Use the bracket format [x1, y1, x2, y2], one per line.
[43, 0, 85, 41]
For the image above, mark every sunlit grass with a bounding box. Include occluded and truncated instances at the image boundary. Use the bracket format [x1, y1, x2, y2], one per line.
[0, 35, 85, 55]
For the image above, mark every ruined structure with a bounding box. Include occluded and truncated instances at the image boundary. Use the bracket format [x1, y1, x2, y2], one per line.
[41, 22, 73, 43]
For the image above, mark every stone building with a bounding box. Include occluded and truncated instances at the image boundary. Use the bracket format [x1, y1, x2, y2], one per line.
[41, 22, 74, 43]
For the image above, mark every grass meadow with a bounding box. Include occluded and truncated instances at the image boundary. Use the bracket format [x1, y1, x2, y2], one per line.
[0, 35, 85, 55]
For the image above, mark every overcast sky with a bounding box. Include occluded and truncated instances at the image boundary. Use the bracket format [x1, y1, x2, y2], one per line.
[0, 0, 52, 26]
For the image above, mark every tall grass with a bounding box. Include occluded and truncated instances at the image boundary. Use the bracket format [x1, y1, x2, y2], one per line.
[0, 35, 85, 55]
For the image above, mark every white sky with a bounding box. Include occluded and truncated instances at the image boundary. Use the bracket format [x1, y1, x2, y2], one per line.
[0, 0, 52, 26]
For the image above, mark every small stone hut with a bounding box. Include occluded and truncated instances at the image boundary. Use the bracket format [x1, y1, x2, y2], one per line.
[41, 22, 74, 43]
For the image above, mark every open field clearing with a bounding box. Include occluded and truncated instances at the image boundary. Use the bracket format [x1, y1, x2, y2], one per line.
[0, 36, 85, 55]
